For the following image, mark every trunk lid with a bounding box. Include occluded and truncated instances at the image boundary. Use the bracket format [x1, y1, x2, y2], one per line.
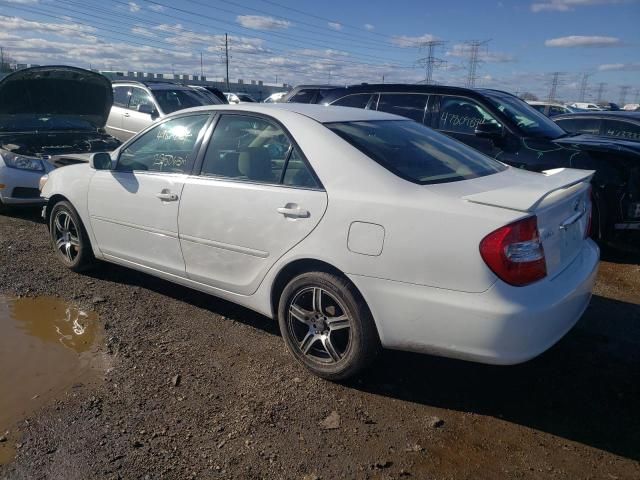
[464, 168, 594, 278]
[0, 66, 113, 130]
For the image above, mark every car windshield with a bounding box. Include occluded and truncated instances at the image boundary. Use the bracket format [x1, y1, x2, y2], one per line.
[237, 94, 256, 102]
[0, 115, 95, 132]
[326, 120, 506, 185]
[483, 91, 567, 139]
[152, 88, 211, 114]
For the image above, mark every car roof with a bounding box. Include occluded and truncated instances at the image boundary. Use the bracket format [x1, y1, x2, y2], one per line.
[526, 101, 566, 107]
[175, 102, 404, 123]
[318, 83, 514, 101]
[112, 80, 192, 91]
[554, 111, 640, 121]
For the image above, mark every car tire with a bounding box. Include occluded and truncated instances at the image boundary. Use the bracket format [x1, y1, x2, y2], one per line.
[49, 200, 96, 272]
[278, 271, 380, 381]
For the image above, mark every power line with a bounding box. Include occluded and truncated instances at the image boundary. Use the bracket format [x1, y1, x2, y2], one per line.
[225, 33, 230, 91]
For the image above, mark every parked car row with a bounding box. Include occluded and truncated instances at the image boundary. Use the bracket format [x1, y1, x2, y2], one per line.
[279, 82, 638, 242]
[0, 65, 629, 381]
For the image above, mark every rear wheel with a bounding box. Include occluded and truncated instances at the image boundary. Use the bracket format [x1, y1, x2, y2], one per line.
[49, 200, 96, 272]
[278, 271, 380, 381]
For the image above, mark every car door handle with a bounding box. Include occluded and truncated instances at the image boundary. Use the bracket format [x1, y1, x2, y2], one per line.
[277, 205, 310, 218]
[123, 112, 130, 117]
[156, 192, 179, 202]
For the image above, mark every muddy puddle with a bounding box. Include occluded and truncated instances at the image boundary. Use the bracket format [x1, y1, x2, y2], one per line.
[0, 296, 102, 465]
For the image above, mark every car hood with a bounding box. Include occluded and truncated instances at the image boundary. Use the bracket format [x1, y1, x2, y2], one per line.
[553, 134, 640, 158]
[0, 66, 113, 129]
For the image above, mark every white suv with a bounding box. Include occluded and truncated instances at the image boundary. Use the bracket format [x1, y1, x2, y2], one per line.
[106, 81, 220, 141]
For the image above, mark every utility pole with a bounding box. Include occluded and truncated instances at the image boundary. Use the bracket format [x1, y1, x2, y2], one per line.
[200, 52, 204, 79]
[619, 85, 630, 106]
[578, 73, 591, 102]
[464, 40, 490, 88]
[1, 46, 4, 72]
[547, 72, 562, 103]
[595, 82, 606, 103]
[382, 74, 385, 83]
[225, 33, 230, 92]
[635, 88, 640, 104]
[417, 40, 446, 85]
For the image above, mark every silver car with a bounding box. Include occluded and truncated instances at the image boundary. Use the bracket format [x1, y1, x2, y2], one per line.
[0, 66, 120, 212]
[106, 81, 221, 142]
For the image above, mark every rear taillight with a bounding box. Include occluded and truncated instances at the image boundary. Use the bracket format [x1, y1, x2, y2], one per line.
[479, 216, 547, 287]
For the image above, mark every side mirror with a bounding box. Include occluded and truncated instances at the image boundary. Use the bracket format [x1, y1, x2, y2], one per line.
[137, 103, 157, 117]
[475, 122, 503, 139]
[90, 152, 113, 170]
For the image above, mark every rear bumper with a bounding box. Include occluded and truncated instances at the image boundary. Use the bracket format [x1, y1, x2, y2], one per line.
[348, 239, 600, 365]
[0, 164, 46, 205]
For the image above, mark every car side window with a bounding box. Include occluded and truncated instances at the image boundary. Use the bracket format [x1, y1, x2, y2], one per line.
[113, 86, 130, 108]
[289, 90, 316, 103]
[116, 115, 209, 173]
[438, 96, 500, 134]
[377, 93, 429, 123]
[282, 148, 319, 188]
[201, 115, 292, 184]
[128, 87, 154, 112]
[548, 106, 566, 117]
[559, 117, 600, 135]
[332, 94, 372, 109]
[601, 119, 640, 141]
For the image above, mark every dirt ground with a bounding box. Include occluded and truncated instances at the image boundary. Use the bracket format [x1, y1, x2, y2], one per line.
[0, 208, 639, 480]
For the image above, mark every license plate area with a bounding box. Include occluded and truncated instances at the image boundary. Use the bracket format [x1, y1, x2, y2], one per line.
[560, 221, 582, 260]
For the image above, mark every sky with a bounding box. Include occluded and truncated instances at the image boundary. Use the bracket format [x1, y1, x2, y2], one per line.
[0, 0, 638, 103]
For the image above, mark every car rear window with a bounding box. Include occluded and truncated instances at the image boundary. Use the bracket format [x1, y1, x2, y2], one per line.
[326, 120, 506, 185]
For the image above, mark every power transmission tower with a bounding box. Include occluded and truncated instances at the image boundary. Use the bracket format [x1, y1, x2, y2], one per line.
[200, 52, 204, 79]
[547, 72, 563, 102]
[595, 82, 607, 103]
[225, 33, 230, 91]
[619, 85, 630, 105]
[578, 73, 592, 102]
[417, 40, 446, 85]
[464, 40, 490, 88]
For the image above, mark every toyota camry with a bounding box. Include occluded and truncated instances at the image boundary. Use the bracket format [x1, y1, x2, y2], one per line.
[40, 104, 599, 380]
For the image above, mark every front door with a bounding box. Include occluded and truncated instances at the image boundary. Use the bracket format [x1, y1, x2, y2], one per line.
[434, 95, 502, 156]
[88, 114, 210, 276]
[178, 114, 328, 295]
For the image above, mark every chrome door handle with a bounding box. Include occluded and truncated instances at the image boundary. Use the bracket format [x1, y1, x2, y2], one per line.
[123, 112, 130, 117]
[156, 192, 179, 201]
[277, 205, 310, 218]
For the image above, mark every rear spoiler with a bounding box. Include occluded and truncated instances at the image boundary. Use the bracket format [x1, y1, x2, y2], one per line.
[464, 168, 595, 213]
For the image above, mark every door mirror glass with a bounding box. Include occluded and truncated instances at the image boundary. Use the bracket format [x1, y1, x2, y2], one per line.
[90, 152, 113, 170]
[474, 121, 503, 138]
[137, 103, 155, 116]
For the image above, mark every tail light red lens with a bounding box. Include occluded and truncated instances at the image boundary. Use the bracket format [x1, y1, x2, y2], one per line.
[479, 216, 547, 287]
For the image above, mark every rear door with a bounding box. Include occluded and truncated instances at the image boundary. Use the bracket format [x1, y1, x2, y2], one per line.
[105, 86, 130, 141]
[178, 113, 328, 295]
[375, 93, 430, 124]
[121, 87, 158, 139]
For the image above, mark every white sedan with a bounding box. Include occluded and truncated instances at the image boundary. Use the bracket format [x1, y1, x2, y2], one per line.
[40, 104, 599, 380]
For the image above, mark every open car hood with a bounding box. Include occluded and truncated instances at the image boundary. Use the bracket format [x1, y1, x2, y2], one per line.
[553, 134, 640, 158]
[0, 66, 113, 129]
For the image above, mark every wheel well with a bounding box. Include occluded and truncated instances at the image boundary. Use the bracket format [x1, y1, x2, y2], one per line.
[270, 259, 350, 318]
[44, 194, 71, 226]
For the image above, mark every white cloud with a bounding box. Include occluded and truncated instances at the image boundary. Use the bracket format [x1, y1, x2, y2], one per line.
[391, 34, 438, 48]
[364, 23, 374, 31]
[328, 22, 342, 31]
[148, 4, 164, 12]
[544, 35, 621, 47]
[236, 15, 290, 30]
[128, 2, 140, 13]
[531, 0, 628, 13]
[0, 15, 97, 42]
[5, 0, 39, 3]
[446, 43, 515, 63]
[598, 62, 640, 71]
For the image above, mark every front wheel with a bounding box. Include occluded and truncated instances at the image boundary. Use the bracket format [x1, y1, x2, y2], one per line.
[49, 200, 96, 272]
[278, 272, 380, 381]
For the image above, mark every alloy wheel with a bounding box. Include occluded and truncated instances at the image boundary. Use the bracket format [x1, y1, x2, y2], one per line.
[287, 286, 352, 364]
[53, 210, 80, 264]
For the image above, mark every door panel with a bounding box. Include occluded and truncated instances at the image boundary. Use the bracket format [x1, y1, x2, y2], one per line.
[179, 178, 327, 294]
[88, 171, 187, 275]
